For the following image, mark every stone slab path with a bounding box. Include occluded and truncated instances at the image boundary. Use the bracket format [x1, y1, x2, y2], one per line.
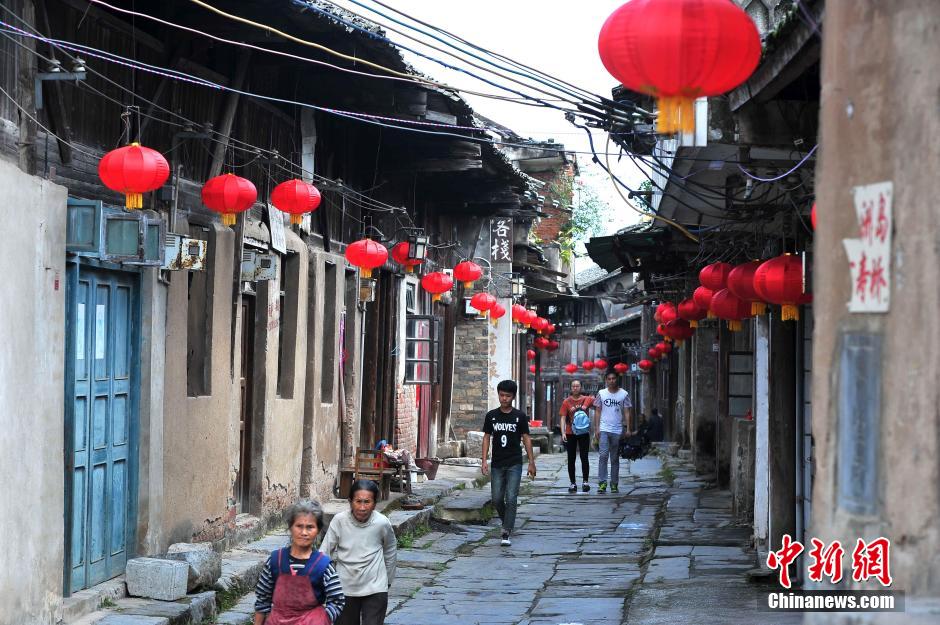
[387, 451, 802, 625]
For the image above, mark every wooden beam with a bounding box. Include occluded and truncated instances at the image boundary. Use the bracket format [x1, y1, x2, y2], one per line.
[208, 48, 251, 179]
[36, 0, 71, 164]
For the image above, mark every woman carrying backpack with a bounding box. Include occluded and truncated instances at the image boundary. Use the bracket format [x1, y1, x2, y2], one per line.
[559, 379, 594, 493]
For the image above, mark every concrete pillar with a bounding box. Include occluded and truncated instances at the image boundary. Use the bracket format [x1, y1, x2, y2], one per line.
[767, 314, 796, 557]
[675, 339, 692, 447]
[753, 315, 770, 560]
[640, 305, 654, 416]
[690, 323, 718, 474]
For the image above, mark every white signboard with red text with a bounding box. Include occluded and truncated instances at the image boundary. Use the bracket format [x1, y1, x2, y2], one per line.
[843, 181, 892, 313]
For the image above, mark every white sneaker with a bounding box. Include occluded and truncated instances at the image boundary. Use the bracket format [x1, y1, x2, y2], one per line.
[500, 532, 511, 546]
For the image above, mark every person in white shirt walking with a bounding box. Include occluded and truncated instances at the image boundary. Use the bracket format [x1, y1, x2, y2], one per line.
[320, 480, 397, 625]
[593, 371, 634, 494]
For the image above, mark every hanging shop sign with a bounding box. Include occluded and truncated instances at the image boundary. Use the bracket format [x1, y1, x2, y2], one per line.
[490, 217, 513, 263]
[843, 181, 892, 313]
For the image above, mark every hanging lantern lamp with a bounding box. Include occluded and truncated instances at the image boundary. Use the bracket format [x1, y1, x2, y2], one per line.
[98, 142, 170, 209]
[811, 203, 817, 230]
[470, 292, 497, 316]
[529, 364, 537, 374]
[453, 261, 483, 289]
[678, 297, 707, 327]
[638, 359, 654, 372]
[753, 254, 806, 321]
[532, 317, 549, 333]
[582, 360, 596, 371]
[201, 173, 257, 226]
[345, 238, 388, 279]
[527, 349, 537, 361]
[657, 341, 672, 355]
[614, 362, 629, 374]
[421, 271, 454, 302]
[564, 363, 579, 374]
[545, 323, 556, 335]
[657, 302, 678, 324]
[699, 262, 733, 291]
[597, 0, 760, 134]
[489, 302, 506, 326]
[548, 340, 560, 351]
[524, 310, 538, 328]
[534, 337, 550, 350]
[710, 288, 752, 332]
[693, 286, 717, 319]
[648, 346, 661, 360]
[511, 304, 528, 324]
[271, 179, 321, 225]
[594, 358, 609, 370]
[391, 242, 423, 273]
[727, 261, 767, 316]
[665, 319, 694, 344]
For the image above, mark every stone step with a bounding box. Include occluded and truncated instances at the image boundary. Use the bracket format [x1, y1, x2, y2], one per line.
[432, 488, 493, 523]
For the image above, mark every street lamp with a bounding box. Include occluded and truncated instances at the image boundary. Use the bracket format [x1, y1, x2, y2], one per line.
[510, 274, 525, 299]
[406, 231, 428, 261]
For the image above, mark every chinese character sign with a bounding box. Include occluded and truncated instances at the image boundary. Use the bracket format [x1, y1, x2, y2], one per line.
[767, 535, 893, 588]
[843, 182, 892, 312]
[490, 218, 513, 264]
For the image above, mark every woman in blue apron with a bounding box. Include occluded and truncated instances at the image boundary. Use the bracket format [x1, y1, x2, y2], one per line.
[253, 500, 346, 625]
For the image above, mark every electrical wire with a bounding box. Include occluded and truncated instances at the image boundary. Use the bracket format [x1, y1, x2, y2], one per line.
[737, 144, 818, 182]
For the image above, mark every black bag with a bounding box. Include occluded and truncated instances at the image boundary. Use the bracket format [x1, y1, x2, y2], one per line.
[619, 425, 652, 460]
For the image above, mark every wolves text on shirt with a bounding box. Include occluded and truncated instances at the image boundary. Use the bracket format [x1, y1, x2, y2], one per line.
[490, 421, 518, 432]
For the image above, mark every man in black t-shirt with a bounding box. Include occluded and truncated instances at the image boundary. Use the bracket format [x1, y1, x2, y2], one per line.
[481, 379, 537, 547]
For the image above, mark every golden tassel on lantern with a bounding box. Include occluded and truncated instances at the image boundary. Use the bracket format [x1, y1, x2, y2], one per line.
[727, 320, 742, 332]
[656, 96, 696, 134]
[690, 320, 698, 328]
[126, 192, 143, 210]
[751, 301, 767, 316]
[221, 213, 237, 227]
[706, 311, 716, 319]
[781, 304, 800, 321]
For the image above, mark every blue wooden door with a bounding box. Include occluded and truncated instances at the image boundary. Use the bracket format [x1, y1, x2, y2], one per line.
[66, 265, 139, 592]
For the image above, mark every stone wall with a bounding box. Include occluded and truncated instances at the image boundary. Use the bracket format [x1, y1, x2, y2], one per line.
[451, 318, 492, 438]
[394, 384, 418, 454]
[730, 418, 755, 522]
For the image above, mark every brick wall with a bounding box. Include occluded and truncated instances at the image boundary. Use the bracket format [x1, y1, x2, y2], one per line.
[451, 318, 492, 438]
[394, 383, 418, 454]
[529, 165, 576, 243]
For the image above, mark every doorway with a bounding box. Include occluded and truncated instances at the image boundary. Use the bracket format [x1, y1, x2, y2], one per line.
[65, 264, 140, 592]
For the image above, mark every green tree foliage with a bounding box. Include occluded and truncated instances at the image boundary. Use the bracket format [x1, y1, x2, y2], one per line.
[558, 178, 605, 264]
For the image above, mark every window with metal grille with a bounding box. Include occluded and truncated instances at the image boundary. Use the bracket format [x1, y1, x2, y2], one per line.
[405, 315, 441, 384]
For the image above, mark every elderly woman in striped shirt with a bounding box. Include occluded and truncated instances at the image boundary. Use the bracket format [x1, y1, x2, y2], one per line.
[254, 500, 346, 625]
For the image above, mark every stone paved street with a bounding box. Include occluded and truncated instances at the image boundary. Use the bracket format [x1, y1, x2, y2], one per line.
[387, 451, 802, 625]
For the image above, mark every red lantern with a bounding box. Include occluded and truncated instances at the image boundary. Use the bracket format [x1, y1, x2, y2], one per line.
[511, 304, 528, 324]
[693, 286, 716, 319]
[345, 238, 388, 279]
[548, 340, 560, 351]
[470, 292, 497, 316]
[811, 202, 817, 230]
[657, 341, 672, 355]
[529, 364, 537, 374]
[527, 349, 536, 361]
[582, 360, 595, 371]
[532, 317, 549, 333]
[524, 310, 538, 328]
[421, 271, 453, 302]
[201, 173, 257, 226]
[564, 363, 578, 374]
[613, 362, 629, 374]
[638, 359, 654, 372]
[453, 261, 483, 289]
[754, 254, 806, 321]
[594, 358, 608, 370]
[699, 262, 733, 291]
[598, 0, 760, 134]
[271, 179, 321, 225]
[657, 302, 678, 324]
[391, 242, 423, 273]
[727, 261, 767, 316]
[98, 143, 170, 209]
[648, 346, 661, 360]
[710, 288, 752, 332]
[665, 319, 694, 344]
[545, 323, 556, 335]
[678, 297, 707, 328]
[489, 303, 506, 326]
[534, 337, 550, 350]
